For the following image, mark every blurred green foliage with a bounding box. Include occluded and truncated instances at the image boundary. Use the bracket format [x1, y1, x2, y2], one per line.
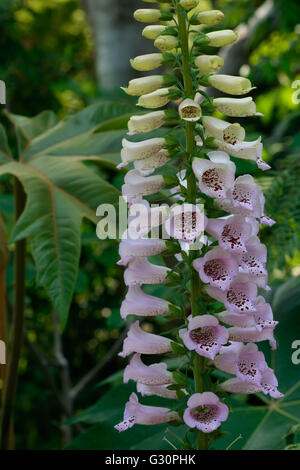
[0, 0, 300, 450]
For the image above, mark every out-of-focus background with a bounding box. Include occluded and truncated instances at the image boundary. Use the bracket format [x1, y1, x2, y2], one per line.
[0, 0, 300, 450]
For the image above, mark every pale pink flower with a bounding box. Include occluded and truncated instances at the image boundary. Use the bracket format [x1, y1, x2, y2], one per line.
[179, 315, 229, 360]
[124, 353, 173, 385]
[206, 273, 257, 314]
[183, 392, 229, 433]
[192, 151, 236, 199]
[115, 393, 179, 432]
[193, 247, 239, 290]
[205, 215, 256, 254]
[120, 286, 169, 319]
[124, 257, 170, 286]
[119, 321, 172, 357]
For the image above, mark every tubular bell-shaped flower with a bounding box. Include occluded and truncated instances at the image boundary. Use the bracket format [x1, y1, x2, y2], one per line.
[183, 393, 229, 433]
[113, 0, 281, 448]
[192, 151, 236, 199]
[128, 111, 166, 135]
[193, 247, 239, 291]
[115, 393, 179, 432]
[205, 215, 255, 254]
[179, 315, 229, 360]
[119, 321, 172, 357]
[208, 74, 254, 95]
[120, 286, 170, 319]
[124, 354, 173, 385]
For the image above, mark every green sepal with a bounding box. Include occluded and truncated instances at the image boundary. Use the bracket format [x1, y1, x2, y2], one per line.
[170, 341, 186, 355]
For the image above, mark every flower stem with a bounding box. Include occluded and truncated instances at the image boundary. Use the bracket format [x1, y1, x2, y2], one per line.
[177, 2, 208, 451]
[0, 178, 26, 449]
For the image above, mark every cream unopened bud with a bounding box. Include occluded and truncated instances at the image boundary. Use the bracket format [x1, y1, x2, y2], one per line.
[128, 111, 166, 135]
[179, 99, 202, 122]
[134, 9, 161, 23]
[213, 97, 262, 117]
[180, 0, 198, 8]
[194, 55, 224, 73]
[142, 25, 166, 40]
[122, 76, 164, 96]
[154, 35, 179, 51]
[206, 30, 238, 47]
[202, 116, 245, 144]
[209, 74, 254, 95]
[120, 138, 166, 166]
[138, 88, 171, 109]
[130, 54, 164, 71]
[196, 10, 224, 25]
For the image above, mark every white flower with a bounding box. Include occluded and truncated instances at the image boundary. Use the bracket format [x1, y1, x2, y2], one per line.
[122, 75, 164, 96]
[213, 97, 263, 117]
[195, 55, 224, 74]
[209, 74, 254, 95]
[128, 111, 166, 135]
[138, 88, 171, 109]
[179, 98, 202, 122]
[130, 54, 163, 72]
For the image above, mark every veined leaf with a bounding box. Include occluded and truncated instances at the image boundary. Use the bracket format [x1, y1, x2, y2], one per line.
[0, 101, 133, 326]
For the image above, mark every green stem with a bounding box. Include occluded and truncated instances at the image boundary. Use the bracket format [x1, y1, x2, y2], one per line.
[177, 3, 208, 451]
[1, 178, 26, 449]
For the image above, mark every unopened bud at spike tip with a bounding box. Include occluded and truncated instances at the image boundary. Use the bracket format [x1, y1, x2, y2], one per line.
[130, 54, 164, 71]
[134, 9, 162, 23]
[154, 35, 179, 52]
[122, 76, 164, 97]
[206, 30, 238, 47]
[128, 111, 166, 135]
[142, 25, 166, 40]
[138, 88, 171, 109]
[196, 10, 224, 26]
[194, 55, 224, 74]
[180, 0, 199, 8]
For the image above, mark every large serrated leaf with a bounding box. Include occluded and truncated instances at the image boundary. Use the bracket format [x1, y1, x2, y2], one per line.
[0, 101, 132, 325]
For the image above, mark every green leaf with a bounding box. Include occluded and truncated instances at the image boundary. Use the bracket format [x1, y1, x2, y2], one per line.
[0, 102, 130, 326]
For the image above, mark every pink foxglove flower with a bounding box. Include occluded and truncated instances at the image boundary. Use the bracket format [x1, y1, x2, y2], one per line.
[115, 393, 179, 432]
[118, 238, 166, 266]
[218, 175, 276, 225]
[219, 368, 283, 399]
[164, 203, 205, 243]
[215, 343, 267, 387]
[239, 236, 269, 290]
[205, 215, 255, 254]
[193, 247, 239, 291]
[124, 353, 173, 385]
[207, 273, 257, 313]
[137, 383, 178, 399]
[218, 296, 276, 330]
[124, 257, 170, 286]
[120, 286, 169, 319]
[228, 325, 276, 350]
[119, 321, 172, 357]
[179, 315, 229, 360]
[192, 151, 236, 199]
[183, 392, 229, 433]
